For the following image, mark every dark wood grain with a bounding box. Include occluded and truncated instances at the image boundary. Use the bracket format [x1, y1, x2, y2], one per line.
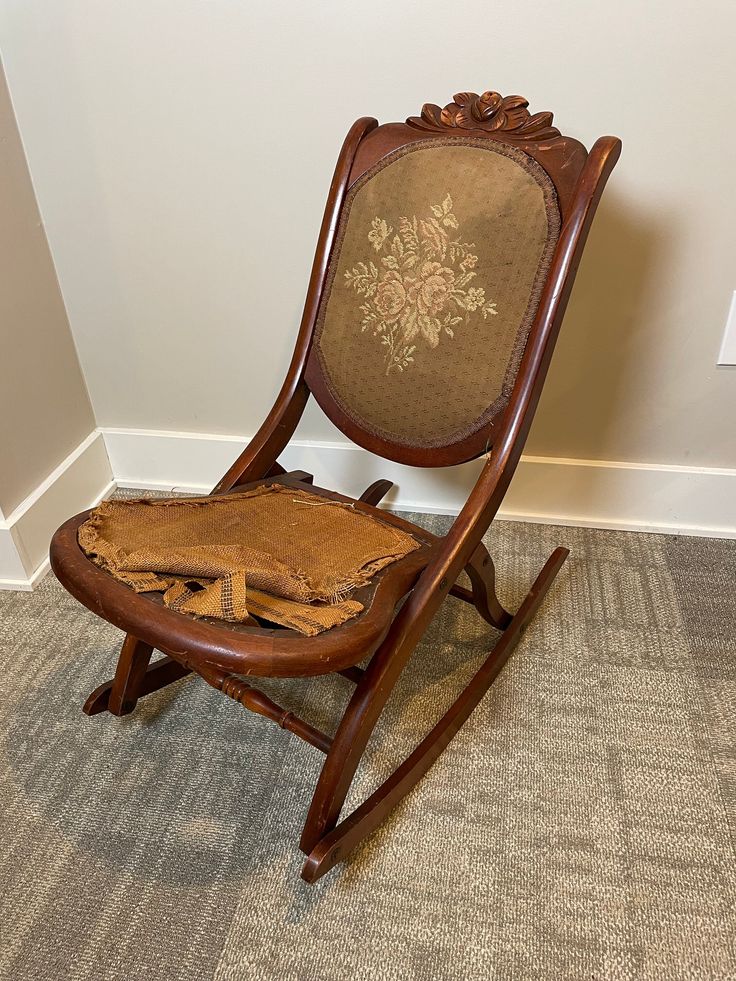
[107, 634, 154, 715]
[83, 654, 191, 716]
[198, 664, 333, 754]
[450, 543, 512, 630]
[358, 479, 394, 506]
[212, 118, 378, 494]
[407, 90, 561, 141]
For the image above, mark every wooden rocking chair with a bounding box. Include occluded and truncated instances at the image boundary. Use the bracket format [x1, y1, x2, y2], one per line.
[50, 89, 621, 883]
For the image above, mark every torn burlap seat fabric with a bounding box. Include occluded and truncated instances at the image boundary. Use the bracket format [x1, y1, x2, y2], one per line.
[77, 485, 420, 636]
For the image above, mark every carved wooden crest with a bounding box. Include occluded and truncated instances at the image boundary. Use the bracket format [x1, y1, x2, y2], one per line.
[407, 90, 560, 141]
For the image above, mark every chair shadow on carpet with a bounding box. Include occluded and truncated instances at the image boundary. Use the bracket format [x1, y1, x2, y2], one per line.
[4, 587, 504, 890]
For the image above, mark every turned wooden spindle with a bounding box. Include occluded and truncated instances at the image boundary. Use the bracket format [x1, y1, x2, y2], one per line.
[198, 665, 332, 754]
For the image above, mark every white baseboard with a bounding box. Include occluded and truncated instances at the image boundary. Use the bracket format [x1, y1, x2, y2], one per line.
[0, 431, 114, 590]
[5, 425, 729, 594]
[101, 427, 736, 540]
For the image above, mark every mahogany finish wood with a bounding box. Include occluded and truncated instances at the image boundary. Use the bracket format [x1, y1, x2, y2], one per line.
[302, 546, 569, 881]
[49, 88, 621, 883]
[107, 634, 154, 715]
[83, 654, 191, 716]
[359, 479, 394, 507]
[197, 664, 333, 754]
[450, 543, 512, 630]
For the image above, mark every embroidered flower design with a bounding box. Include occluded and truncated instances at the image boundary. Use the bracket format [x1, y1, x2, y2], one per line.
[368, 217, 393, 252]
[344, 194, 498, 373]
[374, 270, 407, 320]
[465, 287, 486, 311]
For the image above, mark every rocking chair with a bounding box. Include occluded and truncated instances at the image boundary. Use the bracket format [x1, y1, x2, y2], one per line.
[50, 89, 621, 883]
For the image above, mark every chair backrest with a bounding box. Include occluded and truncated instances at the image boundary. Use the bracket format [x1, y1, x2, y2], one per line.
[305, 90, 594, 467]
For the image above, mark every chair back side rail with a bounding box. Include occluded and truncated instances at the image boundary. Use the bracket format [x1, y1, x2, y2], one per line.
[445, 136, 622, 556]
[376, 136, 622, 623]
[213, 116, 378, 495]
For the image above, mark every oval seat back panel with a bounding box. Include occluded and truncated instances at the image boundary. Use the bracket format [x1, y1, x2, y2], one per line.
[311, 138, 561, 450]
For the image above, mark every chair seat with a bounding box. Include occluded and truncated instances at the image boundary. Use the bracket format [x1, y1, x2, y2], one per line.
[50, 478, 437, 678]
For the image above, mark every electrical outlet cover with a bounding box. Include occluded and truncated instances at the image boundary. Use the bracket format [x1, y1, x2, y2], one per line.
[717, 291, 736, 365]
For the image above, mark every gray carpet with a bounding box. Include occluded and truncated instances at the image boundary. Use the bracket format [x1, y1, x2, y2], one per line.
[0, 503, 735, 980]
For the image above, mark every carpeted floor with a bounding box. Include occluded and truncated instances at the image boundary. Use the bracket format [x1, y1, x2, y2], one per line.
[0, 501, 735, 980]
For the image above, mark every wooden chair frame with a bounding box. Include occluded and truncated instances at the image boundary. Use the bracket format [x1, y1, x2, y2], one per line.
[50, 89, 621, 883]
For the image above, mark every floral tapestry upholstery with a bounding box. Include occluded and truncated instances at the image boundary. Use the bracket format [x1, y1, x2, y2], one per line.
[312, 138, 561, 449]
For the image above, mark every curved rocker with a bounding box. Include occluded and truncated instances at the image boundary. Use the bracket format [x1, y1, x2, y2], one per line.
[302, 546, 568, 881]
[49, 88, 620, 882]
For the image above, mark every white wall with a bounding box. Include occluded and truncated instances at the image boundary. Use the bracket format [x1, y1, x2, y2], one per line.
[0, 58, 112, 587]
[1, 0, 735, 479]
[0, 60, 97, 514]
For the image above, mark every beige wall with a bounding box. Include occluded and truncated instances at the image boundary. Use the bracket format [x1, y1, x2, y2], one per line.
[1, 0, 735, 470]
[0, 59, 95, 516]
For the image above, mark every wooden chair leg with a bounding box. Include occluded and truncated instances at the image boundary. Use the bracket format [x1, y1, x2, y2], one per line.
[299, 632, 409, 856]
[300, 546, 569, 883]
[83, 635, 191, 716]
[107, 635, 153, 715]
[450, 544, 513, 630]
[299, 544, 509, 854]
